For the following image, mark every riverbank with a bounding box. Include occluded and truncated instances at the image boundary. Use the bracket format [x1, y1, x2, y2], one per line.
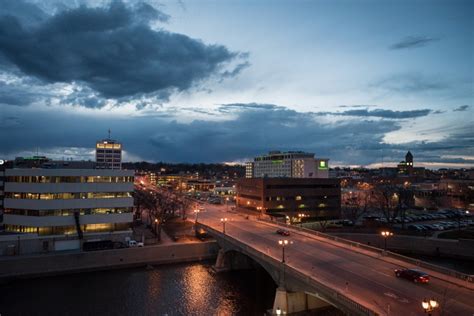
[0, 240, 219, 282]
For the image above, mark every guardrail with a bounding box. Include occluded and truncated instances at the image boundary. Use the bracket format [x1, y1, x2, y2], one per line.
[200, 223, 379, 316]
[258, 218, 474, 285]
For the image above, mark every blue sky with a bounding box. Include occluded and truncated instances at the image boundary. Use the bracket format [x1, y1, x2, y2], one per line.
[0, 0, 472, 167]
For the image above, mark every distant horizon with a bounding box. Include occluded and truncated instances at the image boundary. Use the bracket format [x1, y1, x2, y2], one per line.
[3, 152, 473, 171]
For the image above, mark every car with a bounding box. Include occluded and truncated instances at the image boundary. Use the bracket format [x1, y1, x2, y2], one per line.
[394, 269, 430, 283]
[276, 229, 290, 236]
[127, 240, 144, 247]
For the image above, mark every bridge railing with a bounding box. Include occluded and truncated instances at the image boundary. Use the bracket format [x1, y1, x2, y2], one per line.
[257, 218, 474, 285]
[200, 223, 379, 316]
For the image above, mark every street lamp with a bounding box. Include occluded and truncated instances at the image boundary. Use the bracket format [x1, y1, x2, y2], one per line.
[381, 231, 393, 251]
[194, 209, 200, 223]
[154, 218, 158, 234]
[278, 239, 289, 263]
[422, 298, 439, 315]
[221, 218, 228, 234]
[225, 197, 229, 211]
[298, 213, 305, 227]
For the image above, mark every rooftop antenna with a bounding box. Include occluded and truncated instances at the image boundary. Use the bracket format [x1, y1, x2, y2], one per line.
[108, 128, 111, 140]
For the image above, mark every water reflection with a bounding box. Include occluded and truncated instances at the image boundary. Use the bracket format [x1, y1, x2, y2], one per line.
[0, 261, 276, 316]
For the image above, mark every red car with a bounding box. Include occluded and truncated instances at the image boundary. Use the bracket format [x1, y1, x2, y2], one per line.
[276, 229, 290, 236]
[394, 269, 430, 283]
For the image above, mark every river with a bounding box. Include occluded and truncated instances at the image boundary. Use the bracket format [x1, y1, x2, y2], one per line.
[0, 261, 277, 316]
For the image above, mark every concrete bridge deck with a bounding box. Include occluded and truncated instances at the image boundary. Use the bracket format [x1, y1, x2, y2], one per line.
[196, 204, 474, 316]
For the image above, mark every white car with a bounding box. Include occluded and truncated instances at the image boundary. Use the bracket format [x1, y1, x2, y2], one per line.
[128, 240, 144, 247]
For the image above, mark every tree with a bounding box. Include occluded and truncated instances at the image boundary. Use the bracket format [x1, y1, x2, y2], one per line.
[342, 189, 374, 228]
[372, 184, 414, 228]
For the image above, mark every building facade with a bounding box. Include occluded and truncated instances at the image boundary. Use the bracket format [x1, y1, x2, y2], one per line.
[236, 178, 341, 221]
[2, 163, 134, 245]
[96, 139, 122, 169]
[245, 151, 329, 178]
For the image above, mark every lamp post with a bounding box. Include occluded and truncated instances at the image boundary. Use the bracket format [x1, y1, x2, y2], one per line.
[154, 218, 158, 234]
[221, 218, 228, 234]
[278, 239, 289, 263]
[226, 197, 229, 211]
[194, 209, 200, 223]
[298, 213, 305, 227]
[381, 231, 393, 251]
[422, 298, 439, 315]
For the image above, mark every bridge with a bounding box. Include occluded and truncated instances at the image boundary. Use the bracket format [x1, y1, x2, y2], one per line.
[195, 204, 474, 315]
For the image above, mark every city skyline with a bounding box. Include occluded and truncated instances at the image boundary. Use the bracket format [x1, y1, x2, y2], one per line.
[0, 0, 473, 168]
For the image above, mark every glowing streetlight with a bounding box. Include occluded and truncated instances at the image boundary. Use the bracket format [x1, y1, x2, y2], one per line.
[381, 231, 393, 251]
[221, 218, 228, 234]
[422, 298, 439, 315]
[275, 307, 282, 315]
[298, 213, 305, 227]
[154, 218, 158, 234]
[193, 209, 200, 223]
[278, 239, 289, 263]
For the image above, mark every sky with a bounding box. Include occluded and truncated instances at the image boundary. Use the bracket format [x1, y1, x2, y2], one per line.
[0, 0, 473, 168]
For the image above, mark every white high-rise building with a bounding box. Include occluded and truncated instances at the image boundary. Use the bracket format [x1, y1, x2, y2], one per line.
[96, 137, 122, 170]
[245, 151, 329, 178]
[2, 158, 134, 252]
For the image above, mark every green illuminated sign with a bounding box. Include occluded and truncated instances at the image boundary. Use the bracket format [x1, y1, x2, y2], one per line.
[272, 160, 284, 164]
[318, 160, 328, 170]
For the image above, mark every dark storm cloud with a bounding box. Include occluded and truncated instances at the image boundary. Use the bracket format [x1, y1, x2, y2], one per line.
[1, 103, 471, 166]
[316, 108, 431, 119]
[453, 105, 470, 112]
[0, 1, 245, 99]
[0, 103, 400, 164]
[0, 0, 47, 26]
[389, 36, 439, 50]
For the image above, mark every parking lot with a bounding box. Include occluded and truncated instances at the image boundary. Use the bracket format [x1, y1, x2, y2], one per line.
[376, 209, 473, 233]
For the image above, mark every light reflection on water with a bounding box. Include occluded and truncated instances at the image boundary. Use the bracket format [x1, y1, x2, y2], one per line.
[0, 261, 276, 316]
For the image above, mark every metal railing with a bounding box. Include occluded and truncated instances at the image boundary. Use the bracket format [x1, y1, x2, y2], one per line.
[258, 218, 474, 285]
[200, 223, 379, 316]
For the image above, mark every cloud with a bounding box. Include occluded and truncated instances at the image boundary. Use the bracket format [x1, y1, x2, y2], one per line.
[0, 1, 247, 99]
[389, 36, 439, 50]
[453, 105, 470, 112]
[1, 103, 471, 168]
[315, 108, 432, 119]
[371, 73, 448, 93]
[338, 105, 377, 108]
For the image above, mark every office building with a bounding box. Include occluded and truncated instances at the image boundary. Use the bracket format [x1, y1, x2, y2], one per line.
[1, 157, 134, 253]
[236, 177, 341, 221]
[245, 151, 329, 178]
[96, 137, 122, 170]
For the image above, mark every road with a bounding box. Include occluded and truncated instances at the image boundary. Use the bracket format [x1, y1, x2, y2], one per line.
[197, 202, 474, 316]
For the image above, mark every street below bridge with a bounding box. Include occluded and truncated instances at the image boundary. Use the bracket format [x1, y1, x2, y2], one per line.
[195, 202, 474, 316]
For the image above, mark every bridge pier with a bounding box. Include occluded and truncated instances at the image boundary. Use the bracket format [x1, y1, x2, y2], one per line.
[272, 287, 330, 315]
[214, 249, 227, 272]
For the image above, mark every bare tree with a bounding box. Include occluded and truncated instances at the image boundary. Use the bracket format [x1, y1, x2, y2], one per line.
[342, 189, 373, 228]
[372, 185, 414, 228]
